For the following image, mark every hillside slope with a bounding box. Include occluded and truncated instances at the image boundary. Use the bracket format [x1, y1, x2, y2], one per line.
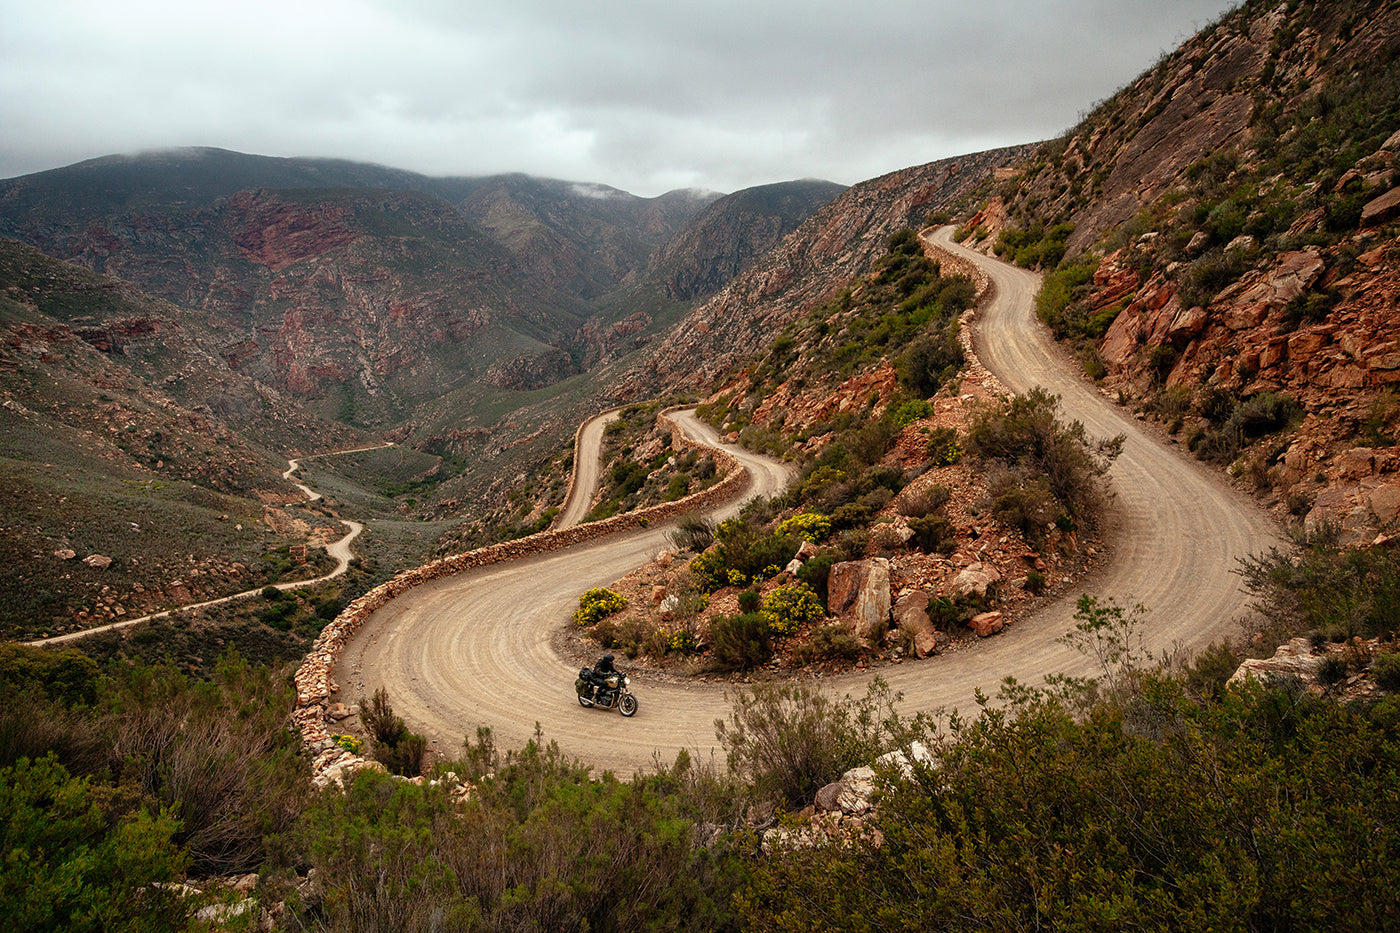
[648, 179, 848, 300]
[958, 0, 1400, 541]
[0, 240, 366, 639]
[621, 146, 1032, 396]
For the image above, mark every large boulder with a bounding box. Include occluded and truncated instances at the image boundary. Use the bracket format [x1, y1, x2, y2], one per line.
[893, 590, 939, 658]
[1361, 186, 1400, 226]
[968, 610, 1005, 638]
[827, 559, 892, 642]
[1227, 637, 1326, 688]
[951, 561, 1000, 599]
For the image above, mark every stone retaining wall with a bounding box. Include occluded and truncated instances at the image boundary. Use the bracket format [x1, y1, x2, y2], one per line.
[922, 232, 991, 300]
[293, 407, 747, 783]
[923, 231, 1011, 398]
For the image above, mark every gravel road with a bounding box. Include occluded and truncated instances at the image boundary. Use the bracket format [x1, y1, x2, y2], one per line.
[554, 410, 620, 529]
[337, 232, 1283, 776]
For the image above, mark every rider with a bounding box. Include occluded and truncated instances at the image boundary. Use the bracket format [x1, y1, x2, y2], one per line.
[590, 653, 618, 695]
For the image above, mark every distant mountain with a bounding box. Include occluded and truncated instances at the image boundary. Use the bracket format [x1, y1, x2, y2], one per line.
[435, 174, 721, 301]
[648, 180, 848, 301]
[0, 149, 724, 425]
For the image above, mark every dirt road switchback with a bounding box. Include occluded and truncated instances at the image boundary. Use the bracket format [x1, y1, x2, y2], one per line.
[338, 237, 1282, 776]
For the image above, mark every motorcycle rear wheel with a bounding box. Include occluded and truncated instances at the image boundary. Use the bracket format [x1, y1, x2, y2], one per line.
[578, 693, 594, 707]
[619, 693, 638, 717]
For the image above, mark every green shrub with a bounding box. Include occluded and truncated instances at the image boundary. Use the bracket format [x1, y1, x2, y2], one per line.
[761, 583, 827, 635]
[379, 732, 427, 777]
[1035, 256, 1099, 338]
[899, 484, 951, 518]
[1226, 392, 1303, 440]
[988, 474, 1060, 543]
[967, 386, 1123, 522]
[308, 735, 746, 932]
[926, 595, 962, 631]
[100, 652, 309, 875]
[1240, 539, 1400, 649]
[359, 686, 407, 748]
[891, 399, 934, 428]
[689, 519, 799, 592]
[908, 513, 957, 554]
[358, 687, 426, 777]
[1026, 569, 1047, 595]
[776, 512, 832, 542]
[667, 629, 700, 654]
[1318, 655, 1349, 686]
[925, 427, 963, 466]
[709, 613, 774, 671]
[574, 587, 628, 626]
[738, 589, 761, 613]
[0, 756, 188, 933]
[794, 624, 864, 664]
[797, 551, 838, 604]
[715, 678, 917, 809]
[0, 644, 99, 707]
[1372, 651, 1400, 691]
[738, 678, 1400, 930]
[899, 324, 965, 398]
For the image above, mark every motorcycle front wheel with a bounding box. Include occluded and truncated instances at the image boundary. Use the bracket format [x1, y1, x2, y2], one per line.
[619, 693, 638, 717]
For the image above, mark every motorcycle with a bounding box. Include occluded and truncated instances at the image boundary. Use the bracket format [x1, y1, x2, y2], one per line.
[575, 667, 639, 717]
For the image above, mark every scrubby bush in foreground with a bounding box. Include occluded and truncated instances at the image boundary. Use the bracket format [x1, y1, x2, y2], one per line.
[299, 732, 746, 933]
[737, 677, 1400, 932]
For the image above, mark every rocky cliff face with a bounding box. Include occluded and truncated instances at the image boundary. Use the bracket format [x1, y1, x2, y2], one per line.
[958, 0, 1400, 533]
[624, 146, 1032, 396]
[648, 179, 848, 301]
[0, 151, 721, 424]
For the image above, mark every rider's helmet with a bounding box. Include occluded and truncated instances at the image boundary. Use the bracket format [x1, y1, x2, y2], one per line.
[603, 653, 615, 664]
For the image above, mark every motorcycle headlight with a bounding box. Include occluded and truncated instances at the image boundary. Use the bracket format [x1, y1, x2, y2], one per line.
[623, 675, 630, 687]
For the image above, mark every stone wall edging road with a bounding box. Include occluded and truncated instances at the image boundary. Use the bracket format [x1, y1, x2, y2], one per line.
[922, 228, 1012, 399]
[292, 407, 749, 780]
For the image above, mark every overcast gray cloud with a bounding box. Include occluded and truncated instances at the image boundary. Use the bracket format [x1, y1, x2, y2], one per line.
[0, 0, 1237, 196]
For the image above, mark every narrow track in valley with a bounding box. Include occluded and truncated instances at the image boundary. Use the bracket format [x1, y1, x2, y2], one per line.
[30, 443, 392, 647]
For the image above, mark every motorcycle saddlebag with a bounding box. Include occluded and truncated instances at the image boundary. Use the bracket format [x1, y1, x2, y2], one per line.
[575, 675, 588, 695]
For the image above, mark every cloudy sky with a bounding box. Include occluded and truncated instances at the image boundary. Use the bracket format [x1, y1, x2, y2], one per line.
[1, 0, 1237, 197]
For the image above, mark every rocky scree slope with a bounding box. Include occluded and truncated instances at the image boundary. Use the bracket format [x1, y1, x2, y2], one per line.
[958, 0, 1400, 541]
